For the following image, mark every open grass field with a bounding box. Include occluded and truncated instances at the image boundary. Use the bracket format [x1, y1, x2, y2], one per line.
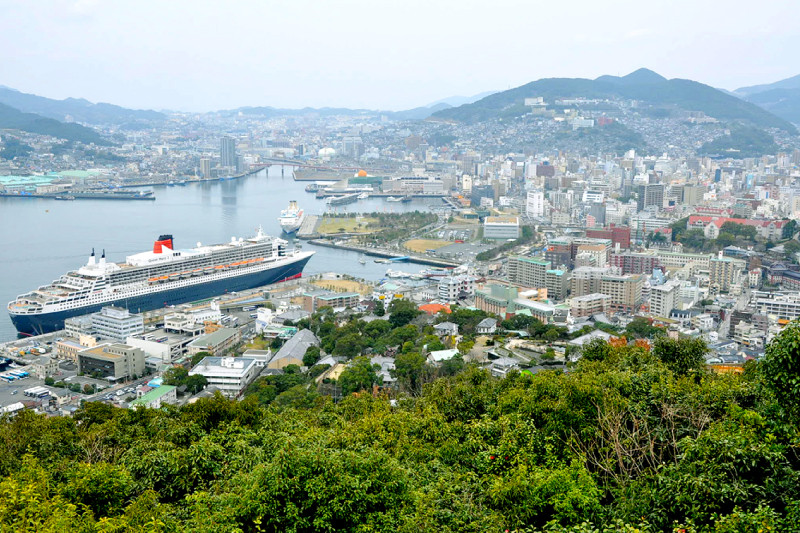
[317, 216, 378, 235]
[404, 239, 452, 253]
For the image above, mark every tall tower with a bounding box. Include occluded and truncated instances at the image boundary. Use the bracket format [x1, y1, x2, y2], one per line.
[220, 137, 236, 168]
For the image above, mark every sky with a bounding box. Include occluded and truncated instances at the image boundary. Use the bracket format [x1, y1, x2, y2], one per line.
[1, 0, 799, 112]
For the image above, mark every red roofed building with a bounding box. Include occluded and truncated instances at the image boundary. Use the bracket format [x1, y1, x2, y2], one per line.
[419, 303, 451, 315]
[687, 216, 787, 240]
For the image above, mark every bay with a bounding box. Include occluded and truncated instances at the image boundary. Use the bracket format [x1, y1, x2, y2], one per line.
[0, 167, 441, 341]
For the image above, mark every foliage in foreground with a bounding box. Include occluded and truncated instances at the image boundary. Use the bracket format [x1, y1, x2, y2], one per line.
[2, 328, 800, 531]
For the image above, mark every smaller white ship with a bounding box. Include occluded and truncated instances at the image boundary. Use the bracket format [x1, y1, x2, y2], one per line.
[386, 196, 402, 202]
[278, 200, 305, 235]
[357, 192, 369, 200]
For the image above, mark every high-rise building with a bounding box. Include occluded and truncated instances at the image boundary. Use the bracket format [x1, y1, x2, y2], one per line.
[199, 158, 212, 178]
[610, 252, 661, 274]
[545, 269, 569, 301]
[637, 183, 664, 212]
[526, 190, 545, 218]
[508, 256, 551, 288]
[650, 281, 679, 318]
[600, 274, 644, 313]
[220, 136, 237, 168]
[570, 267, 611, 297]
[709, 254, 746, 293]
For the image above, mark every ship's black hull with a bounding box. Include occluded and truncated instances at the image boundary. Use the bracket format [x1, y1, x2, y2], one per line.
[9, 255, 312, 336]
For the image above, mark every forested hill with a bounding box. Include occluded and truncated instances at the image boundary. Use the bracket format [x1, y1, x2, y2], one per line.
[0, 103, 108, 145]
[432, 68, 797, 133]
[0, 86, 165, 125]
[3, 320, 800, 532]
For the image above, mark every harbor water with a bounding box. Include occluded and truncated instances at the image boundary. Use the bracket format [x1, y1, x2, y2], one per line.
[0, 167, 442, 341]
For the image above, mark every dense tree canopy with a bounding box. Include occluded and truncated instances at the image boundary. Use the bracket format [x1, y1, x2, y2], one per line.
[4, 324, 800, 531]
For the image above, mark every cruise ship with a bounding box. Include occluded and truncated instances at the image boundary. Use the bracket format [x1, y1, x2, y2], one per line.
[278, 200, 305, 234]
[8, 228, 314, 336]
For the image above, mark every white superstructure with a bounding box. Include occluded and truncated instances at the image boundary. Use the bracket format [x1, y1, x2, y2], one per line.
[278, 200, 305, 234]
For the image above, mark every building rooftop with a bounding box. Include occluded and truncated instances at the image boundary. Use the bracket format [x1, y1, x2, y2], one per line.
[188, 327, 239, 348]
[130, 385, 176, 407]
[272, 329, 319, 363]
[190, 357, 257, 377]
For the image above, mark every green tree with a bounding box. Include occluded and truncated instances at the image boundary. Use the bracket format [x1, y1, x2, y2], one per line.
[44, 377, 55, 386]
[652, 336, 708, 376]
[762, 320, 800, 417]
[82, 384, 94, 395]
[784, 240, 800, 262]
[163, 366, 189, 386]
[185, 374, 208, 394]
[388, 298, 421, 328]
[580, 337, 612, 362]
[302, 345, 321, 367]
[190, 351, 212, 367]
[716, 231, 736, 248]
[782, 219, 798, 239]
[338, 356, 380, 395]
[374, 299, 386, 316]
[333, 333, 365, 359]
[393, 351, 428, 394]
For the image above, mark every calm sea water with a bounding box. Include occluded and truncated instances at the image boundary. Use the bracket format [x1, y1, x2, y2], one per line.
[0, 167, 440, 341]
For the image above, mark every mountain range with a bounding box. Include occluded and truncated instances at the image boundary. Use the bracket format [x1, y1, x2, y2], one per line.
[431, 68, 797, 133]
[0, 86, 165, 125]
[734, 74, 800, 125]
[0, 102, 107, 145]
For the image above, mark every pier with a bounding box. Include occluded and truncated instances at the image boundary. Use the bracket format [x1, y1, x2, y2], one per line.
[306, 239, 459, 268]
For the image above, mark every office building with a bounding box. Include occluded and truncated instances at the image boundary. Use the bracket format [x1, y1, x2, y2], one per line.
[189, 356, 259, 398]
[483, 216, 520, 240]
[637, 183, 664, 212]
[756, 293, 800, 320]
[526, 190, 545, 217]
[91, 307, 144, 342]
[186, 328, 241, 356]
[77, 343, 145, 380]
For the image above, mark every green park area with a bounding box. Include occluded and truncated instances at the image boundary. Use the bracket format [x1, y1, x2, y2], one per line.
[317, 215, 378, 235]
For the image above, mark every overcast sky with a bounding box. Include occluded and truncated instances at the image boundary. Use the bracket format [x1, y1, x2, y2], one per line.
[1, 0, 798, 112]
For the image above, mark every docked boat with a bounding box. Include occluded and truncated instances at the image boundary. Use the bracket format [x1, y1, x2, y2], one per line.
[400, 196, 412, 203]
[278, 200, 306, 235]
[326, 193, 359, 206]
[386, 196, 402, 202]
[357, 192, 369, 200]
[7, 228, 314, 336]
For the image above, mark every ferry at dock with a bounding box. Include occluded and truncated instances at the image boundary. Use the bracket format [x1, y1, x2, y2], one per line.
[278, 200, 305, 234]
[7, 228, 313, 336]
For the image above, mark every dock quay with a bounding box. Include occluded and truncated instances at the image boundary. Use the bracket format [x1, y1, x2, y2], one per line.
[306, 239, 459, 268]
[0, 190, 155, 201]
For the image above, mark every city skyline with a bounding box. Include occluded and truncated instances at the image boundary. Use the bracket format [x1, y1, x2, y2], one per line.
[1, 0, 799, 112]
